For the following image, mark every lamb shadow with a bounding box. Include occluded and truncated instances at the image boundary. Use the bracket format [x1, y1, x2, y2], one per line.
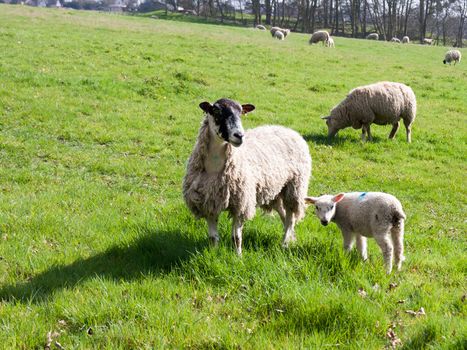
[0, 227, 206, 303]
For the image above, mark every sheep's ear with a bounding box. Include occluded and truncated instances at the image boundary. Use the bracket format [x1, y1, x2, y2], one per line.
[304, 196, 318, 205]
[332, 193, 345, 203]
[199, 102, 213, 114]
[321, 116, 330, 120]
[241, 104, 255, 115]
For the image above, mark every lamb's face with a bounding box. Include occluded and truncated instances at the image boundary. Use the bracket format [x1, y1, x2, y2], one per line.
[199, 99, 255, 147]
[305, 194, 344, 226]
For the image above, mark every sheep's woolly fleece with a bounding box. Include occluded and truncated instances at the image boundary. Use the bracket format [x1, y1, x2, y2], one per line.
[183, 121, 311, 222]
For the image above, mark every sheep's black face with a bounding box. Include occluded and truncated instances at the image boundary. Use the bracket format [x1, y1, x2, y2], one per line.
[199, 99, 255, 147]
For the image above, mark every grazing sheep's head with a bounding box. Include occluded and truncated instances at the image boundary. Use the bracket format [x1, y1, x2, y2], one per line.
[305, 193, 344, 226]
[199, 98, 255, 147]
[321, 115, 339, 138]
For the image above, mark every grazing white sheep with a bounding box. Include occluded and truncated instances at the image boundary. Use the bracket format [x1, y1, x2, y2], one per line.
[270, 26, 281, 37]
[183, 98, 312, 255]
[274, 30, 285, 40]
[322, 81, 417, 142]
[443, 49, 462, 65]
[423, 38, 433, 45]
[281, 28, 291, 37]
[256, 25, 266, 30]
[366, 33, 379, 40]
[391, 37, 401, 43]
[309, 30, 330, 45]
[305, 192, 406, 274]
[402, 36, 410, 44]
[326, 36, 335, 48]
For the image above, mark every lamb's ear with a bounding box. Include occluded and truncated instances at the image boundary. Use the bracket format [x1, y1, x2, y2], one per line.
[199, 101, 213, 114]
[241, 104, 255, 115]
[321, 116, 330, 120]
[305, 196, 318, 205]
[332, 193, 345, 203]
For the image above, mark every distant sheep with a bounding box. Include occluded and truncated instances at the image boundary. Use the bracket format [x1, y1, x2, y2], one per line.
[305, 192, 406, 274]
[391, 37, 401, 43]
[270, 26, 281, 37]
[402, 36, 410, 44]
[366, 33, 379, 40]
[274, 31, 285, 40]
[309, 30, 330, 45]
[183, 98, 312, 255]
[423, 38, 433, 45]
[326, 36, 335, 48]
[443, 49, 461, 65]
[256, 25, 266, 30]
[322, 81, 417, 142]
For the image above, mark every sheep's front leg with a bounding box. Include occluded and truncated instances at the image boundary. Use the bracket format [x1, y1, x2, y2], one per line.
[207, 216, 220, 246]
[282, 210, 296, 247]
[231, 217, 244, 255]
[361, 124, 372, 142]
[388, 121, 400, 139]
[356, 234, 368, 260]
[342, 230, 356, 252]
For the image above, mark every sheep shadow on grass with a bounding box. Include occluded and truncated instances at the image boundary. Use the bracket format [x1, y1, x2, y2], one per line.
[302, 132, 385, 145]
[0, 227, 206, 303]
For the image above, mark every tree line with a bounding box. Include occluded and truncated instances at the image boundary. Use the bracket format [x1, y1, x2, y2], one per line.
[159, 0, 466, 46]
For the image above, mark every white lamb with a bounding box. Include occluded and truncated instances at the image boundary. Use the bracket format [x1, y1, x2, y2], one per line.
[391, 37, 401, 43]
[402, 36, 410, 44]
[366, 33, 379, 40]
[309, 30, 330, 45]
[183, 98, 311, 255]
[256, 25, 266, 30]
[423, 38, 433, 45]
[443, 50, 462, 65]
[326, 36, 335, 48]
[274, 31, 284, 40]
[305, 192, 406, 274]
[322, 81, 417, 142]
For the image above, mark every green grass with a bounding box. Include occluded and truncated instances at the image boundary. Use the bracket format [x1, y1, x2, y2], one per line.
[0, 4, 466, 349]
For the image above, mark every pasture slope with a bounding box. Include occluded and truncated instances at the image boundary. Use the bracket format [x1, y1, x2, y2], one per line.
[0, 4, 466, 349]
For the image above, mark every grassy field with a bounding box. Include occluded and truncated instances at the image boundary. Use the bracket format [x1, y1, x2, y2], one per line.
[0, 5, 466, 349]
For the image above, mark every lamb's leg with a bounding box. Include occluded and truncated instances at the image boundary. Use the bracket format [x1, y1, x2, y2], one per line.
[342, 230, 356, 252]
[231, 217, 244, 256]
[274, 199, 287, 225]
[374, 233, 394, 274]
[356, 234, 368, 260]
[391, 220, 405, 271]
[388, 121, 400, 139]
[282, 210, 296, 247]
[207, 216, 220, 246]
[404, 119, 412, 143]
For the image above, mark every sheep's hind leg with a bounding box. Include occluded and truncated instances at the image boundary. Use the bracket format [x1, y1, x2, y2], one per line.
[404, 119, 412, 143]
[374, 233, 394, 274]
[282, 210, 296, 247]
[231, 217, 244, 256]
[362, 124, 372, 142]
[391, 220, 405, 271]
[207, 216, 220, 246]
[388, 121, 400, 139]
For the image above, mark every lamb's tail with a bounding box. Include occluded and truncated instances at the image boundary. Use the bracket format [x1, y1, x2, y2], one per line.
[392, 208, 406, 227]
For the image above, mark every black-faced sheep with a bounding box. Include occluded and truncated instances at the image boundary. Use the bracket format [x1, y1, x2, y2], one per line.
[183, 99, 312, 255]
[322, 81, 417, 142]
[305, 192, 406, 274]
[309, 30, 330, 45]
[443, 50, 462, 65]
[366, 33, 379, 40]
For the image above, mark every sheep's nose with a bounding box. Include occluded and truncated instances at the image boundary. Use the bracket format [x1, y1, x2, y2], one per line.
[321, 220, 328, 226]
[233, 132, 244, 140]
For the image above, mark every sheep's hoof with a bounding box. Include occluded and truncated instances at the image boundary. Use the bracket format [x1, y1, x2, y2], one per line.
[209, 237, 219, 246]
